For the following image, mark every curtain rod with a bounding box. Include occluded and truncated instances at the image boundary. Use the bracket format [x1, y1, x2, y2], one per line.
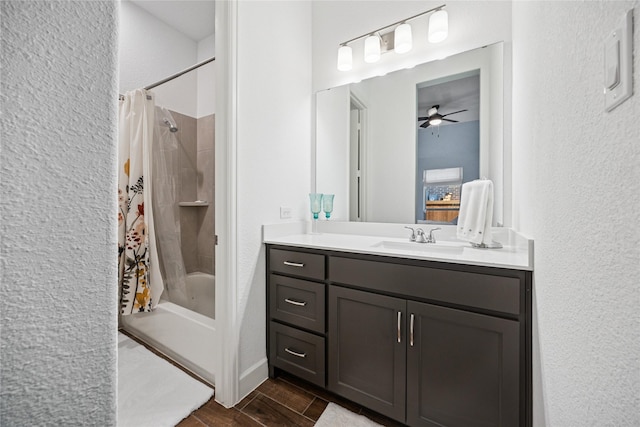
[144, 56, 215, 90]
[119, 56, 216, 100]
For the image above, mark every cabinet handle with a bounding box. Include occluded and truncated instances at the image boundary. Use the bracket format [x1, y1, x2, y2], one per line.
[283, 261, 305, 268]
[284, 298, 307, 307]
[410, 313, 415, 347]
[397, 311, 402, 343]
[284, 347, 307, 358]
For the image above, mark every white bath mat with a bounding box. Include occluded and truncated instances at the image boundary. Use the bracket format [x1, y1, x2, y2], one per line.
[315, 402, 383, 427]
[118, 332, 213, 427]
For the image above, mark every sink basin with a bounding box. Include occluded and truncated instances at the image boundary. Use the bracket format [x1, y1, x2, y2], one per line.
[370, 240, 465, 255]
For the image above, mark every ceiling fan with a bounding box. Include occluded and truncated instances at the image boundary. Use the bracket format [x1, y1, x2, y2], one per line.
[418, 105, 468, 128]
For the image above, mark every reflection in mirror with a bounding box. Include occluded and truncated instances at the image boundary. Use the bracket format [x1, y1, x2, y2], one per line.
[417, 71, 479, 224]
[315, 42, 505, 226]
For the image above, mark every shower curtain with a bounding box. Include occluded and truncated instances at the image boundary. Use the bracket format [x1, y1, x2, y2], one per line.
[118, 90, 163, 314]
[151, 107, 189, 307]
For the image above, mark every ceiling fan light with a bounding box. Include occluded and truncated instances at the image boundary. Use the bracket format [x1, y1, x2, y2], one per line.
[429, 117, 443, 126]
[337, 45, 353, 71]
[428, 9, 448, 43]
[364, 35, 381, 63]
[394, 23, 412, 54]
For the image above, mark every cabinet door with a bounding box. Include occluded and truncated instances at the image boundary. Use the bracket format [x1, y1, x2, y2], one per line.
[328, 286, 406, 422]
[407, 301, 520, 427]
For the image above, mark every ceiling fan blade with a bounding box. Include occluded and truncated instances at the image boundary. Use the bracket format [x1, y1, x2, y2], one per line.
[418, 116, 429, 121]
[442, 109, 468, 117]
[420, 121, 430, 128]
[442, 118, 459, 123]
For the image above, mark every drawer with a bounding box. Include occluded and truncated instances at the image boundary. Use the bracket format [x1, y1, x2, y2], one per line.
[270, 275, 325, 334]
[270, 322, 325, 387]
[269, 248, 325, 281]
[329, 256, 521, 315]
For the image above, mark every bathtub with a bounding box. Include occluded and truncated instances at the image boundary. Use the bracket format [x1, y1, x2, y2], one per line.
[120, 272, 216, 385]
[184, 272, 215, 319]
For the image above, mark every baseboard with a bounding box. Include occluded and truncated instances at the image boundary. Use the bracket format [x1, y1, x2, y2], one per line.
[238, 357, 268, 402]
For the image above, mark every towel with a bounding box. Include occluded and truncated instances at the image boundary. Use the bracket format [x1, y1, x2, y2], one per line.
[457, 179, 494, 245]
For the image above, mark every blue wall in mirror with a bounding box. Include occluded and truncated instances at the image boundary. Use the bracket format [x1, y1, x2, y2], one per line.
[415, 120, 480, 222]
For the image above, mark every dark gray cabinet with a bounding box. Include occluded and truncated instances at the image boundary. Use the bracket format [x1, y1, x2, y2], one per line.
[328, 286, 406, 421]
[406, 301, 520, 427]
[266, 245, 532, 427]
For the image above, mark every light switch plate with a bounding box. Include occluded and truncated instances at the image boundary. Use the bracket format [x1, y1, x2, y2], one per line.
[605, 9, 633, 112]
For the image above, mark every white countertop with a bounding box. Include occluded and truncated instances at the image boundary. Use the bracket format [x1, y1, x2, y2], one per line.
[263, 221, 533, 271]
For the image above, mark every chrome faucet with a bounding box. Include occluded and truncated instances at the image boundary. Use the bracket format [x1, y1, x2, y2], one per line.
[404, 226, 416, 242]
[416, 227, 441, 243]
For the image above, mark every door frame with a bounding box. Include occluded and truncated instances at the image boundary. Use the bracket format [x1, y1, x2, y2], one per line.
[213, 0, 239, 408]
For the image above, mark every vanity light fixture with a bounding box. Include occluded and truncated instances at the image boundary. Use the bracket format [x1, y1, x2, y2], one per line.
[336, 4, 447, 71]
[364, 34, 381, 63]
[337, 45, 353, 71]
[394, 23, 413, 54]
[428, 9, 449, 43]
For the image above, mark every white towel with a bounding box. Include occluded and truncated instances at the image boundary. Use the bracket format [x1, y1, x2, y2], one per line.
[457, 179, 494, 245]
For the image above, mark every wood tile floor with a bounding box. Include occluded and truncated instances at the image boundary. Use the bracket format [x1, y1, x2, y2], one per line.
[177, 371, 405, 427]
[120, 329, 403, 426]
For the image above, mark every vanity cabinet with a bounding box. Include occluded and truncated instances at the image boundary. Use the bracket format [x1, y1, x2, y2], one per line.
[328, 286, 407, 421]
[405, 301, 519, 427]
[266, 245, 532, 427]
[268, 248, 327, 387]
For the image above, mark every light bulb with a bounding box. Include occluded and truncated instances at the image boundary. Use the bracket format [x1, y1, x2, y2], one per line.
[428, 9, 448, 43]
[337, 45, 352, 71]
[394, 23, 412, 54]
[364, 35, 381, 63]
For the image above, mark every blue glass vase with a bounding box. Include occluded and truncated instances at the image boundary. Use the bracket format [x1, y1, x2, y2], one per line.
[309, 193, 323, 233]
[322, 194, 334, 219]
[309, 193, 323, 219]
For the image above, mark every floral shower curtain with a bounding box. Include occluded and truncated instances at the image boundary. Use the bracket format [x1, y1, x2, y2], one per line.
[118, 89, 163, 314]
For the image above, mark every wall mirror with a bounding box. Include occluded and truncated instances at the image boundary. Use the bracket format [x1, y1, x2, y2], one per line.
[315, 42, 508, 226]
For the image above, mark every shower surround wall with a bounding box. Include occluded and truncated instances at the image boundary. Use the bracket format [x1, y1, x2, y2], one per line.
[172, 110, 216, 275]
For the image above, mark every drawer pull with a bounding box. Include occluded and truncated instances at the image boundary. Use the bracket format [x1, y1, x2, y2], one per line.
[410, 313, 415, 347]
[397, 311, 402, 343]
[284, 298, 307, 307]
[283, 261, 305, 268]
[284, 347, 307, 358]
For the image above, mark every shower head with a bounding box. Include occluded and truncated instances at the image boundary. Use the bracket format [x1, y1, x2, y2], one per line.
[163, 118, 178, 133]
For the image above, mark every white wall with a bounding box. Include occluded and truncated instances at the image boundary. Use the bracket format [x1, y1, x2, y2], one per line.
[119, 1, 217, 118]
[120, 1, 198, 116]
[119, 1, 197, 93]
[312, 0, 512, 92]
[197, 34, 216, 117]
[235, 0, 312, 395]
[512, 1, 639, 425]
[0, 1, 117, 425]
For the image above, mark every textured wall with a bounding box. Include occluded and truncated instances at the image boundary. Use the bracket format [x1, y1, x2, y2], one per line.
[0, 1, 118, 425]
[512, 1, 639, 425]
